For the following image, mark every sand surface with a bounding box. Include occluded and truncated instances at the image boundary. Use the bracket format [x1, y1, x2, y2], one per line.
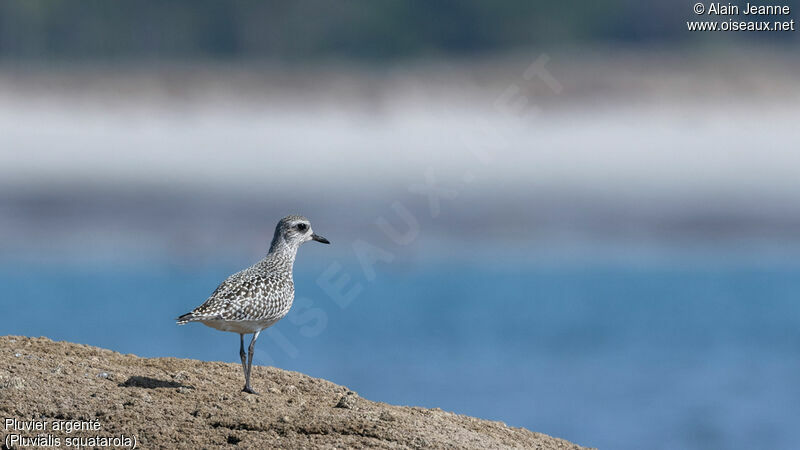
[1, 336, 589, 449]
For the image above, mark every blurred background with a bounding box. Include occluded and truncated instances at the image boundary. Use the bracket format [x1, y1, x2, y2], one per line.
[2, 1, 800, 449]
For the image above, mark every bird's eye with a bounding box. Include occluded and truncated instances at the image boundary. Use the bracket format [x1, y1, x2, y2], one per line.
[297, 223, 308, 232]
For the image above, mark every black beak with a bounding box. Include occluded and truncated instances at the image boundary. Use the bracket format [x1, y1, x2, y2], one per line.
[311, 233, 330, 244]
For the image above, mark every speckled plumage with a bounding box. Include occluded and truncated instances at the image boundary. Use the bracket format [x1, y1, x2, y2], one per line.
[176, 215, 329, 393]
[177, 252, 296, 333]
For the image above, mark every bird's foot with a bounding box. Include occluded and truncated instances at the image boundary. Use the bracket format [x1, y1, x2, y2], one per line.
[242, 385, 259, 395]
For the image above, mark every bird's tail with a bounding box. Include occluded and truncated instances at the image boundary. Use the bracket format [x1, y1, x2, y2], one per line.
[175, 312, 197, 325]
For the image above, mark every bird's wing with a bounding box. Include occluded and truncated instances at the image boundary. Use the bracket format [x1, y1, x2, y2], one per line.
[191, 271, 293, 322]
[189, 271, 247, 320]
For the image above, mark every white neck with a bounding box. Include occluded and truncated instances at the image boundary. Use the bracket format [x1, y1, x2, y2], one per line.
[268, 236, 299, 259]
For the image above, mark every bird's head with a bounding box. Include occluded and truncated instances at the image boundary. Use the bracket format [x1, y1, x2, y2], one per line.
[270, 215, 329, 253]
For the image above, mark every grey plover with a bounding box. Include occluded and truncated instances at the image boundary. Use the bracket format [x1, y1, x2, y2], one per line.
[176, 215, 329, 394]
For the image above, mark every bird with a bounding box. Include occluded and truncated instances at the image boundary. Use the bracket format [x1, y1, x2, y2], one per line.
[176, 215, 330, 394]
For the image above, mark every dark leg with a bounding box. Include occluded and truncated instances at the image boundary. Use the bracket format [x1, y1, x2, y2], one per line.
[242, 330, 261, 394]
[239, 334, 247, 386]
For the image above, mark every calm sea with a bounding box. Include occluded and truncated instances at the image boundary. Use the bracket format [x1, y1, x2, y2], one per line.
[3, 258, 799, 450]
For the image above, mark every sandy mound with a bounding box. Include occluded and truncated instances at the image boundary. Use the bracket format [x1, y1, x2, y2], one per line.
[1, 336, 589, 449]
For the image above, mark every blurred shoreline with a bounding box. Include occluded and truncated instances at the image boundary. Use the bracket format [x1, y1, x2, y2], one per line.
[2, 46, 799, 107]
[2, 48, 800, 264]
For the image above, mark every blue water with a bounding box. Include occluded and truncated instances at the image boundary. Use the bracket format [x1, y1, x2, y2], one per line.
[3, 260, 799, 450]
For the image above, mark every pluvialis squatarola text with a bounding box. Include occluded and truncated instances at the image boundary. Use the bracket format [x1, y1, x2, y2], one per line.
[176, 215, 329, 394]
